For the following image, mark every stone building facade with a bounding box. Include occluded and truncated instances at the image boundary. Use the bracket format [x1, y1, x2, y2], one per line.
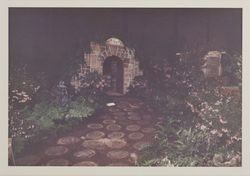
[84, 37, 143, 94]
[202, 51, 222, 77]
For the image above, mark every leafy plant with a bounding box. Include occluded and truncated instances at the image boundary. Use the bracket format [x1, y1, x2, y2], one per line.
[23, 101, 65, 135]
[135, 49, 241, 167]
[9, 63, 43, 109]
[67, 97, 94, 119]
[70, 66, 110, 110]
[221, 51, 242, 86]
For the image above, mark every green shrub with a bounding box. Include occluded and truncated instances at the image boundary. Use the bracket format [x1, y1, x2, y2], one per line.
[24, 101, 65, 134]
[70, 66, 110, 110]
[221, 51, 242, 86]
[135, 49, 241, 167]
[16, 95, 98, 140]
[139, 126, 218, 166]
[67, 97, 94, 119]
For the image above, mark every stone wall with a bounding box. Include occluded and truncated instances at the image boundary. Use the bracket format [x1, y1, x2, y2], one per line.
[84, 38, 143, 94]
[202, 51, 222, 77]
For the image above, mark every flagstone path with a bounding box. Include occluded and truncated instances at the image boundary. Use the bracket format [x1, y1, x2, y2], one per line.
[15, 97, 164, 166]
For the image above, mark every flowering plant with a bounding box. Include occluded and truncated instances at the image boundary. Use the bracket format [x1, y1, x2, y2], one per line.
[9, 65, 40, 108]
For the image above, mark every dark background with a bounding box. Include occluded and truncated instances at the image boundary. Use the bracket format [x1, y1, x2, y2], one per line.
[9, 8, 242, 80]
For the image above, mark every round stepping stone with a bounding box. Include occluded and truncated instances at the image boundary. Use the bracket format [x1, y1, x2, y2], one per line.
[133, 141, 151, 151]
[105, 139, 127, 149]
[82, 140, 106, 150]
[73, 161, 98, 166]
[128, 103, 140, 109]
[45, 146, 68, 156]
[103, 119, 116, 124]
[118, 104, 129, 109]
[100, 115, 112, 119]
[57, 136, 81, 145]
[113, 116, 126, 120]
[109, 163, 130, 166]
[109, 108, 120, 113]
[114, 116, 127, 122]
[107, 150, 129, 160]
[87, 123, 103, 129]
[128, 132, 144, 140]
[126, 124, 141, 131]
[136, 120, 151, 126]
[118, 102, 129, 106]
[155, 121, 164, 128]
[141, 127, 156, 134]
[86, 131, 105, 140]
[138, 102, 144, 105]
[157, 117, 165, 121]
[123, 108, 133, 112]
[128, 115, 141, 121]
[118, 120, 131, 126]
[16, 155, 40, 166]
[113, 112, 126, 117]
[106, 124, 121, 131]
[107, 132, 125, 139]
[142, 114, 152, 120]
[73, 149, 96, 159]
[127, 112, 138, 116]
[147, 108, 154, 113]
[46, 159, 69, 166]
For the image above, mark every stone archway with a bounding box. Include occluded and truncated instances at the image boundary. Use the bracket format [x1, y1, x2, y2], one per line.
[84, 37, 143, 94]
[103, 56, 124, 94]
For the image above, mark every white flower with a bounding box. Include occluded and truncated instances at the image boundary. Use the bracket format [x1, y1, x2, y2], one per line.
[195, 123, 201, 128]
[231, 134, 242, 141]
[217, 132, 223, 137]
[211, 129, 217, 135]
[200, 125, 208, 130]
[226, 139, 233, 145]
[34, 86, 40, 92]
[13, 96, 19, 99]
[19, 99, 27, 103]
[213, 109, 219, 113]
[214, 101, 221, 106]
[222, 128, 229, 133]
[219, 116, 228, 124]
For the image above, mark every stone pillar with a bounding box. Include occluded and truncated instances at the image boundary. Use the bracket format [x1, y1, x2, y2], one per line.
[202, 51, 222, 77]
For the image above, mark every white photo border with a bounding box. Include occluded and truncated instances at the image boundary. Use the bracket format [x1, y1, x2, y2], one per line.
[1, 0, 249, 176]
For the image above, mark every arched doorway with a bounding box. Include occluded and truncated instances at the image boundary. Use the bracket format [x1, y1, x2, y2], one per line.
[83, 37, 143, 94]
[103, 56, 124, 94]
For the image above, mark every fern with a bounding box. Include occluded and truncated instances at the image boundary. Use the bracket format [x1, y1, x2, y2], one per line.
[68, 97, 94, 119]
[37, 117, 55, 131]
[24, 101, 66, 134]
